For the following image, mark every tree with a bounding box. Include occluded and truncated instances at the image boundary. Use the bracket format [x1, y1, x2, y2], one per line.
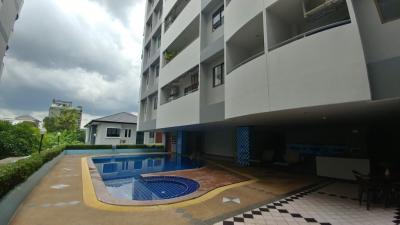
[0, 121, 40, 159]
[43, 109, 80, 132]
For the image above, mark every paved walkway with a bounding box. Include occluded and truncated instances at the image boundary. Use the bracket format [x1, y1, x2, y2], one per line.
[0, 156, 30, 165]
[9, 155, 318, 225]
[214, 182, 399, 225]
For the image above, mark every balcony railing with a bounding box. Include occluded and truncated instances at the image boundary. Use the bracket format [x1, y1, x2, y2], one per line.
[268, 19, 351, 52]
[184, 83, 199, 95]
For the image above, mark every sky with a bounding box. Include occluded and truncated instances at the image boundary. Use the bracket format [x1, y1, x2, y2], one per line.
[0, 0, 145, 126]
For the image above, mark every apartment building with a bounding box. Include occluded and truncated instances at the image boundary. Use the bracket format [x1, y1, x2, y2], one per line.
[138, 0, 400, 176]
[0, 0, 24, 79]
[49, 99, 83, 128]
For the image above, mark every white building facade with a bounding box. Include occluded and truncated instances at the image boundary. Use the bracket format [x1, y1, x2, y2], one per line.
[0, 0, 23, 78]
[137, 0, 400, 167]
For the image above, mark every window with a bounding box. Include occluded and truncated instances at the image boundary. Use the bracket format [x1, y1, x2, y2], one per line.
[154, 64, 160, 77]
[213, 63, 224, 87]
[153, 96, 158, 110]
[191, 73, 198, 85]
[124, 129, 132, 138]
[375, 0, 400, 23]
[149, 132, 155, 139]
[143, 100, 147, 115]
[106, 128, 120, 137]
[155, 35, 161, 49]
[212, 6, 224, 31]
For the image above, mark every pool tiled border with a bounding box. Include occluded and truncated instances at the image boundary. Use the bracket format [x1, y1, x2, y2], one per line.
[81, 156, 257, 211]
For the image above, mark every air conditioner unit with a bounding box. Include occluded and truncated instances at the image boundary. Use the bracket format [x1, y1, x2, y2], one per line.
[302, 0, 343, 18]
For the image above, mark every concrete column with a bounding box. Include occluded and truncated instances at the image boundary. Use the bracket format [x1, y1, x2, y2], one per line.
[176, 130, 186, 155]
[236, 127, 251, 166]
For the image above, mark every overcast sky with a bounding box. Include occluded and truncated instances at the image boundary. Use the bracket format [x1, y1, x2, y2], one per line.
[0, 0, 145, 126]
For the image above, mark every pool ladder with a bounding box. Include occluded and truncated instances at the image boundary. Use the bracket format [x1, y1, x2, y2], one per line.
[112, 144, 117, 154]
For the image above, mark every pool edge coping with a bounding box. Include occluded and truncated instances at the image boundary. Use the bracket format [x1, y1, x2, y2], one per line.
[81, 156, 257, 212]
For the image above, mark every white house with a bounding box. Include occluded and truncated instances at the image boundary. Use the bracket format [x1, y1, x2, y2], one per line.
[85, 112, 138, 145]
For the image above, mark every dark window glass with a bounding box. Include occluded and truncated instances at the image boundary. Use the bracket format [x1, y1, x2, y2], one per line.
[213, 63, 224, 87]
[128, 129, 131, 138]
[375, 0, 400, 23]
[153, 96, 158, 110]
[212, 6, 224, 30]
[149, 132, 155, 138]
[155, 64, 160, 77]
[106, 128, 120, 137]
[136, 132, 144, 144]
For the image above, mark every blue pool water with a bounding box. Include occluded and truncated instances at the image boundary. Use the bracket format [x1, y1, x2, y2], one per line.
[92, 154, 202, 201]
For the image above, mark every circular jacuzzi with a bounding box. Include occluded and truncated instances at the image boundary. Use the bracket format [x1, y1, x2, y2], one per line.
[133, 176, 200, 201]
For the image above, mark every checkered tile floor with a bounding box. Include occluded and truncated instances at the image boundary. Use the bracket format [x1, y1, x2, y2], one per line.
[214, 182, 399, 225]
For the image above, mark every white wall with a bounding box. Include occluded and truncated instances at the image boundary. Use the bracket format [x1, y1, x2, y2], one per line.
[0, 0, 23, 78]
[225, 54, 268, 119]
[157, 91, 200, 128]
[267, 24, 371, 111]
[94, 123, 137, 145]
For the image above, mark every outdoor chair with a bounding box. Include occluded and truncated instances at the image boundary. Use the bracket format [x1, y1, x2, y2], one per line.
[352, 170, 380, 210]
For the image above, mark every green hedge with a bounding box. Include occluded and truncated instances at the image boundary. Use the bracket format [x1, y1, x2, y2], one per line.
[65, 144, 164, 150]
[0, 145, 65, 199]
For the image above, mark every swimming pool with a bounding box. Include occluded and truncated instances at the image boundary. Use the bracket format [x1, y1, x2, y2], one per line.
[91, 154, 202, 201]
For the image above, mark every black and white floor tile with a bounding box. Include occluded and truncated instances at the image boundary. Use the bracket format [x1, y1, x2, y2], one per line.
[214, 182, 398, 225]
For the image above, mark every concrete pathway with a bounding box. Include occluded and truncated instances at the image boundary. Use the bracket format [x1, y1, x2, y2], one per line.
[9, 155, 318, 225]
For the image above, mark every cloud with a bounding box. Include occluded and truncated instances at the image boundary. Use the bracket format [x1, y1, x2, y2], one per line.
[90, 0, 139, 25]
[0, 0, 145, 122]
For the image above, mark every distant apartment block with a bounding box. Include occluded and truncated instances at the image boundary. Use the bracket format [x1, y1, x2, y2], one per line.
[49, 99, 83, 128]
[137, 0, 400, 171]
[0, 0, 24, 78]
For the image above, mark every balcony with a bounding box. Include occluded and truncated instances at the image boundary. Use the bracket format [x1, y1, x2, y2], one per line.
[157, 90, 200, 129]
[144, 3, 163, 45]
[160, 37, 200, 87]
[226, 13, 265, 74]
[266, 0, 351, 51]
[162, 0, 200, 49]
[267, 22, 371, 111]
[224, 0, 264, 40]
[160, 66, 199, 105]
[164, 0, 190, 33]
[225, 53, 268, 119]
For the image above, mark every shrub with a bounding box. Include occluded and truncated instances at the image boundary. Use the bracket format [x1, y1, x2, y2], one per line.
[0, 145, 65, 199]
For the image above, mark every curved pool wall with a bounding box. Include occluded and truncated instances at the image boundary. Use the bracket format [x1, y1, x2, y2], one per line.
[107, 176, 200, 201]
[64, 148, 164, 155]
[91, 154, 203, 202]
